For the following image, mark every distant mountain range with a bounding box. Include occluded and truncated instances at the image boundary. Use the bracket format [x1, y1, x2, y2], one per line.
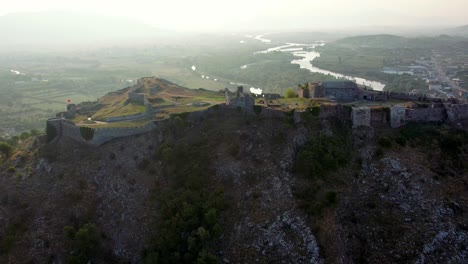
[334, 34, 406, 48]
[445, 24, 468, 36]
[331, 33, 468, 50]
[0, 11, 173, 49]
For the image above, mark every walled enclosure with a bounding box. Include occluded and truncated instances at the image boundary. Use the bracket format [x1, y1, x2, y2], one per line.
[48, 98, 468, 146]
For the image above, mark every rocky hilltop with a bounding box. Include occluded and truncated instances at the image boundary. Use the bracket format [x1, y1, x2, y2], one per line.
[0, 88, 467, 264]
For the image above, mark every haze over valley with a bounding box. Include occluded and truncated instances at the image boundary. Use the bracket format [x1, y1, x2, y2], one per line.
[0, 1, 467, 263]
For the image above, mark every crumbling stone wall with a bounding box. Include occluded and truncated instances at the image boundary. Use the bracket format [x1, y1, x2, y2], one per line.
[298, 88, 309, 98]
[319, 104, 352, 121]
[229, 86, 255, 108]
[324, 88, 358, 101]
[405, 108, 446, 123]
[370, 108, 390, 127]
[352, 107, 371, 127]
[446, 104, 468, 123]
[47, 118, 157, 146]
[91, 123, 156, 145]
[319, 104, 338, 119]
[103, 111, 150, 122]
[61, 122, 87, 143]
[390, 106, 406, 128]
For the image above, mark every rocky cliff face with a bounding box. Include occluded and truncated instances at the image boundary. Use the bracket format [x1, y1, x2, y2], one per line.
[0, 108, 466, 264]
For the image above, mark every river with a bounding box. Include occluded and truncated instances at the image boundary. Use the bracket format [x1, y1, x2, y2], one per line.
[190, 35, 385, 95]
[254, 35, 386, 91]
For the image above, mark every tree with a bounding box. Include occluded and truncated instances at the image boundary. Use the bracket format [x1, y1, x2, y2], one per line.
[0, 142, 13, 157]
[30, 129, 40, 136]
[64, 223, 101, 263]
[19, 132, 29, 140]
[285, 88, 296, 98]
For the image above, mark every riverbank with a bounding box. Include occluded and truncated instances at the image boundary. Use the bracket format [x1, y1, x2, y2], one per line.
[254, 36, 386, 91]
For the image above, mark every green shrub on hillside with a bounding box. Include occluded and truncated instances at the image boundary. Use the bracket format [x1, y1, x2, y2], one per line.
[295, 134, 351, 178]
[19, 132, 30, 140]
[0, 142, 13, 157]
[0, 219, 27, 256]
[284, 88, 296, 98]
[173, 116, 185, 128]
[306, 106, 320, 117]
[145, 142, 225, 264]
[378, 137, 393, 148]
[64, 223, 101, 264]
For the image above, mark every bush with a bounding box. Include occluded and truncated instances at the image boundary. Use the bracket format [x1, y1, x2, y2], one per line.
[7, 166, 16, 173]
[307, 106, 320, 117]
[399, 123, 439, 146]
[0, 142, 13, 157]
[0, 220, 27, 256]
[146, 142, 225, 263]
[395, 137, 406, 146]
[19, 132, 30, 140]
[439, 134, 463, 158]
[64, 223, 101, 263]
[284, 88, 296, 98]
[30, 129, 41, 136]
[378, 137, 393, 148]
[295, 135, 351, 178]
[174, 116, 185, 129]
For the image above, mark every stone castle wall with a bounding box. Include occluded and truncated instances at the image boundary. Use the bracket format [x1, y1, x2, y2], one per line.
[319, 105, 339, 119]
[405, 108, 446, 123]
[91, 123, 156, 145]
[390, 106, 406, 128]
[103, 111, 151, 123]
[370, 108, 390, 128]
[446, 104, 468, 123]
[48, 100, 468, 146]
[384, 91, 427, 101]
[352, 107, 371, 127]
[324, 88, 358, 101]
[61, 122, 87, 143]
[47, 118, 157, 146]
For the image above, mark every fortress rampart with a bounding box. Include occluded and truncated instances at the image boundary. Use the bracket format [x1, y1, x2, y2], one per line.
[47, 119, 157, 146]
[47, 101, 468, 146]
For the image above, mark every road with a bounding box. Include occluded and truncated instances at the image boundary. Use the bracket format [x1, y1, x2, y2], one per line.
[432, 56, 467, 98]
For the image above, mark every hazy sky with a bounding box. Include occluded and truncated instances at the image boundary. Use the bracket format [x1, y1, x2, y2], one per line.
[1, 0, 467, 31]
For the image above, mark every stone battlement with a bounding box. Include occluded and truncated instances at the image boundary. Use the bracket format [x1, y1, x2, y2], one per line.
[47, 100, 468, 147]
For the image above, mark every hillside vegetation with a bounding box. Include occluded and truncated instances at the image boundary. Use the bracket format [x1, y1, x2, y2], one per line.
[0, 105, 466, 263]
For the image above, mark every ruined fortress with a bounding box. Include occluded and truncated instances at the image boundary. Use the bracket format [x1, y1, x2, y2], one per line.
[299, 81, 436, 102]
[57, 81, 153, 122]
[47, 81, 468, 146]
